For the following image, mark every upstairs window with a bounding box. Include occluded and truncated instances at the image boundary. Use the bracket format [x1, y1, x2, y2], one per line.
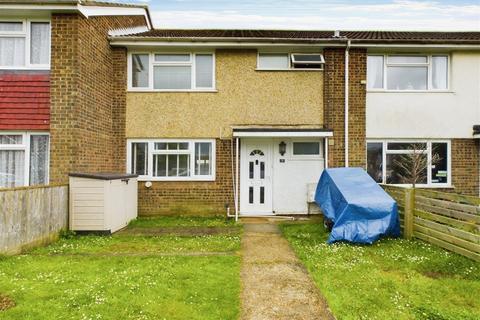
[258, 53, 289, 70]
[130, 53, 215, 91]
[367, 54, 448, 91]
[258, 53, 324, 70]
[0, 20, 50, 69]
[291, 54, 325, 69]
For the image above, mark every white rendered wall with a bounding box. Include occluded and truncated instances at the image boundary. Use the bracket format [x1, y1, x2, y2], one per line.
[366, 51, 480, 139]
[272, 139, 325, 214]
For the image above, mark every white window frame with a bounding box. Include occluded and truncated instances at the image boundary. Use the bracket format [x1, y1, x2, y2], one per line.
[366, 139, 451, 187]
[367, 54, 450, 92]
[127, 52, 216, 92]
[0, 18, 51, 70]
[126, 139, 216, 181]
[288, 139, 324, 160]
[257, 52, 325, 71]
[0, 131, 50, 187]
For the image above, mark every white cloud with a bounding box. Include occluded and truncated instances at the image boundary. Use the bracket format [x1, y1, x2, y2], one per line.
[149, 1, 480, 31]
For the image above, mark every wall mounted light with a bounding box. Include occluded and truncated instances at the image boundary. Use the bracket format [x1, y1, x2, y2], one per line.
[279, 141, 287, 156]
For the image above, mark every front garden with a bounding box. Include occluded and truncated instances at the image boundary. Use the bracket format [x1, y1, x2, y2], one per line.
[1, 215, 479, 319]
[0, 216, 241, 320]
[281, 222, 480, 320]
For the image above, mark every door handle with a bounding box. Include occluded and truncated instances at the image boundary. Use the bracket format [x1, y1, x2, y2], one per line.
[121, 179, 130, 184]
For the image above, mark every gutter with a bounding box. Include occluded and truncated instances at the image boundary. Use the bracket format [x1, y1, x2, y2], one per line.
[345, 39, 351, 167]
[108, 35, 480, 47]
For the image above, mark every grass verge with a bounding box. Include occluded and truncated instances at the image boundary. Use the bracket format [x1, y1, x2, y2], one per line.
[281, 222, 480, 320]
[30, 234, 241, 255]
[128, 215, 237, 228]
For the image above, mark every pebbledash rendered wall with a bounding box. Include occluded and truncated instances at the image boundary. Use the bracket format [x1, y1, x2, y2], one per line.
[49, 13, 148, 184]
[0, 185, 68, 255]
[124, 48, 367, 215]
[126, 49, 325, 215]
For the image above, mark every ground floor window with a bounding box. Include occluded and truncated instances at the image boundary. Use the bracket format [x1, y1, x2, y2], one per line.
[0, 132, 49, 188]
[366, 140, 450, 186]
[127, 139, 215, 181]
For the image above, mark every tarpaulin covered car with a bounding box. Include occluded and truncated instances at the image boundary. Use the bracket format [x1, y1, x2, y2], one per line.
[315, 167, 400, 244]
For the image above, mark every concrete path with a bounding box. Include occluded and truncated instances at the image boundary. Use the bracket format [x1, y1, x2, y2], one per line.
[240, 221, 335, 320]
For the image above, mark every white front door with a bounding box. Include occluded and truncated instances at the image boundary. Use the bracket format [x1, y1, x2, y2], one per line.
[240, 139, 273, 215]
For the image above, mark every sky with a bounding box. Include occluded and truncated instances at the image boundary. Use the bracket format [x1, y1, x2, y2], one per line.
[126, 0, 480, 31]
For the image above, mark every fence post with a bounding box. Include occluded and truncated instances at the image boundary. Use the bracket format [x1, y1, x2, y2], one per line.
[403, 187, 415, 240]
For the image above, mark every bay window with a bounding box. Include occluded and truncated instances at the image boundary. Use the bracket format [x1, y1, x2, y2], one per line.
[0, 20, 50, 69]
[129, 53, 215, 91]
[367, 54, 448, 91]
[0, 132, 49, 188]
[127, 139, 215, 181]
[366, 140, 450, 186]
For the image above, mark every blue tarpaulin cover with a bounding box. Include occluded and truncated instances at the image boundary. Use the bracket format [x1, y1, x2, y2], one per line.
[315, 167, 400, 244]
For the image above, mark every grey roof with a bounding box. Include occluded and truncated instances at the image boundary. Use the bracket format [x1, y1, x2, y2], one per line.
[113, 29, 480, 45]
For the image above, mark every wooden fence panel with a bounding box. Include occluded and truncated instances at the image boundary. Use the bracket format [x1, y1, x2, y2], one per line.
[0, 184, 68, 255]
[383, 185, 480, 262]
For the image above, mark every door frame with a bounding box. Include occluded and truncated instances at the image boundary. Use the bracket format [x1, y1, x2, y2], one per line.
[239, 138, 274, 215]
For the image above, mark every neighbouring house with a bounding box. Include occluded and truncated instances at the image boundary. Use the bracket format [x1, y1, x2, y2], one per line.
[0, 1, 479, 217]
[0, 0, 151, 187]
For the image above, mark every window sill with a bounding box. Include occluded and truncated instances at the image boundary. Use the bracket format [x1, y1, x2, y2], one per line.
[127, 89, 218, 93]
[367, 90, 453, 93]
[255, 68, 323, 72]
[0, 66, 50, 71]
[383, 183, 453, 189]
[137, 177, 215, 182]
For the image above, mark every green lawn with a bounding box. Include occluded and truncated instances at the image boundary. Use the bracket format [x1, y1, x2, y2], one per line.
[31, 234, 241, 255]
[0, 217, 241, 320]
[281, 222, 480, 320]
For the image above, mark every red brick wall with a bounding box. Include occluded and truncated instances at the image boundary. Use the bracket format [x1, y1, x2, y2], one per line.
[138, 139, 235, 216]
[49, 14, 147, 183]
[451, 139, 480, 196]
[347, 49, 367, 168]
[324, 48, 367, 168]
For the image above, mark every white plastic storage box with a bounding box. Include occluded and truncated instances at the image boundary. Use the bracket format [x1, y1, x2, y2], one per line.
[69, 173, 138, 233]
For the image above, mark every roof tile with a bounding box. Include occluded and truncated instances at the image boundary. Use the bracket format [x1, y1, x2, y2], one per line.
[116, 29, 480, 44]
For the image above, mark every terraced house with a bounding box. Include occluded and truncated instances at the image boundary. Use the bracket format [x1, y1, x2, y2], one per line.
[1, 0, 479, 217]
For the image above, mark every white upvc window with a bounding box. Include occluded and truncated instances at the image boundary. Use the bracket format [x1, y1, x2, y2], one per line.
[128, 52, 215, 91]
[366, 140, 451, 187]
[257, 52, 325, 70]
[367, 54, 449, 91]
[0, 132, 50, 188]
[289, 140, 324, 160]
[127, 139, 216, 181]
[0, 19, 50, 69]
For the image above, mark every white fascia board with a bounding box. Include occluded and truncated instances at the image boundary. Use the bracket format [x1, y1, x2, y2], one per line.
[0, 4, 78, 11]
[110, 40, 345, 48]
[79, 6, 151, 29]
[351, 43, 480, 50]
[233, 131, 334, 137]
[474, 134, 480, 139]
[0, 4, 151, 29]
